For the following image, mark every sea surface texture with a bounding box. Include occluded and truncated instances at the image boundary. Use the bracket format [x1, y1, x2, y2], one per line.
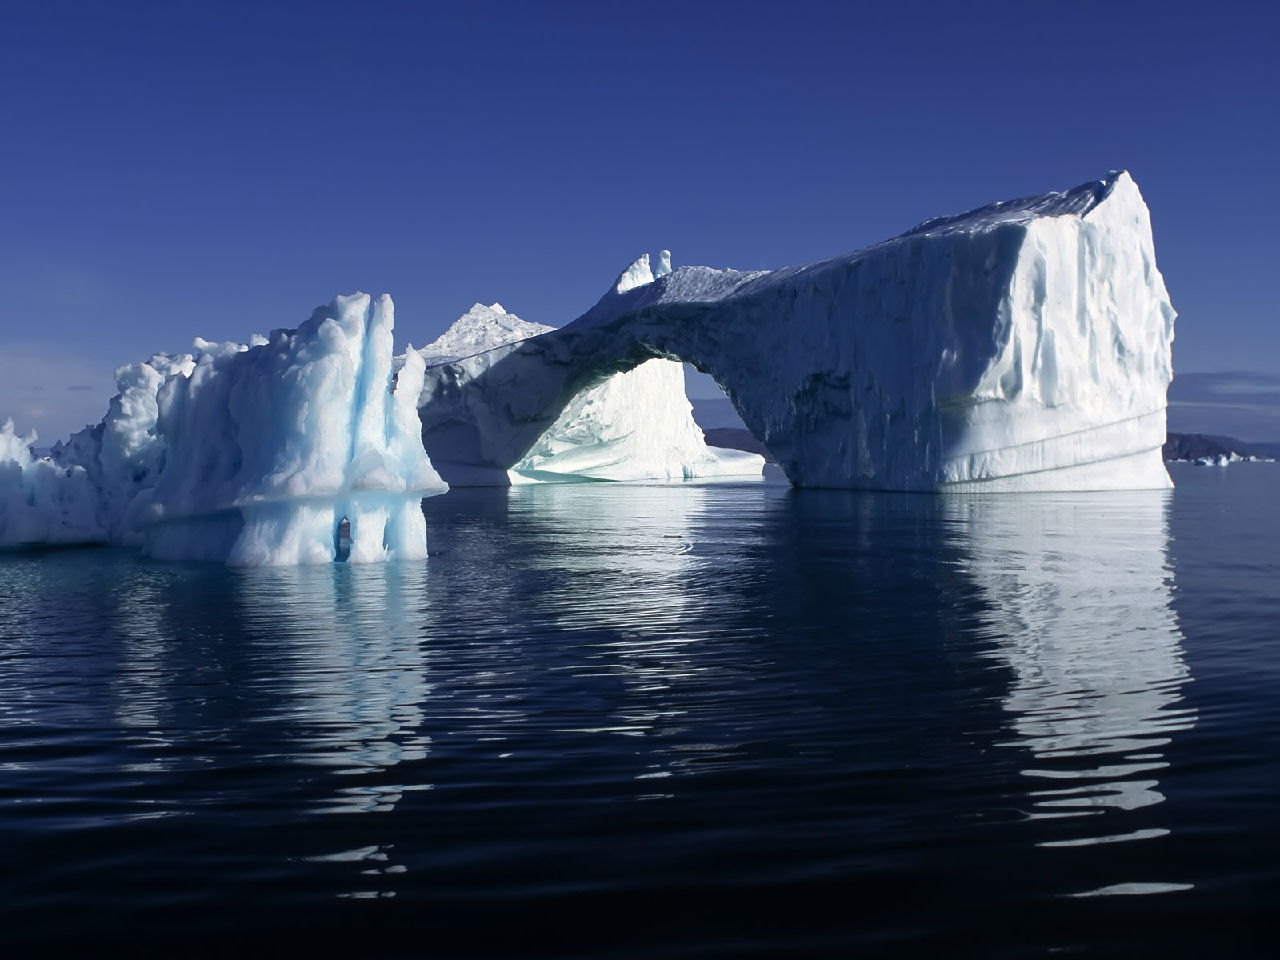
[0, 464, 1275, 955]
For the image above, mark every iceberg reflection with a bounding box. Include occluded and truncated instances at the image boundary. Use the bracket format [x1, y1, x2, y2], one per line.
[946, 492, 1196, 847]
[499, 483, 766, 787]
[231, 561, 434, 815]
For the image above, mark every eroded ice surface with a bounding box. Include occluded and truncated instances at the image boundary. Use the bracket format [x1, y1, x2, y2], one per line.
[415, 298, 765, 485]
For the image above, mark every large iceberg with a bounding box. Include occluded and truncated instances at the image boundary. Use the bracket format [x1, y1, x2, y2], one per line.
[2, 169, 1176, 554]
[412, 171, 1174, 490]
[2, 294, 445, 563]
[416, 295, 764, 484]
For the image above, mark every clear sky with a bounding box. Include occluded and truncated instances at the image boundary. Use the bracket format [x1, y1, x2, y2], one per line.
[3, 0, 1276, 441]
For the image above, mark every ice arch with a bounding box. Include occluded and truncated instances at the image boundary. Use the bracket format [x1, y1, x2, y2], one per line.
[419, 171, 1175, 491]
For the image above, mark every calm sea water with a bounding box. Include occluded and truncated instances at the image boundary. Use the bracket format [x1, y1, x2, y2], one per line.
[1, 464, 1276, 956]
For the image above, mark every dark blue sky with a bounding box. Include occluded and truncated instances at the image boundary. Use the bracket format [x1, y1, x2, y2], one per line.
[3, 0, 1276, 440]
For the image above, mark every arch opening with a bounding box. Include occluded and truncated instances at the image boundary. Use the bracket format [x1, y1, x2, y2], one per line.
[418, 327, 779, 487]
[504, 357, 769, 485]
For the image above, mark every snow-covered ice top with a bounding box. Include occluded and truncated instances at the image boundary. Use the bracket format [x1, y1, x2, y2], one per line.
[419, 302, 553, 364]
[901, 171, 1121, 238]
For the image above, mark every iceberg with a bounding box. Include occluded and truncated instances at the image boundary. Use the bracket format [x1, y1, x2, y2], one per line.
[416, 296, 765, 484]
[2, 293, 445, 564]
[414, 171, 1174, 491]
[3, 169, 1177, 558]
[135, 293, 447, 564]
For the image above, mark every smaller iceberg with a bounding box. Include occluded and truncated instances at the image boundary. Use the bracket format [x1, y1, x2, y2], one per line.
[2, 293, 445, 565]
[136, 293, 447, 565]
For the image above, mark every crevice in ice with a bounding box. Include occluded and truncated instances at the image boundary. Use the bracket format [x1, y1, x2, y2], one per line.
[336, 516, 351, 562]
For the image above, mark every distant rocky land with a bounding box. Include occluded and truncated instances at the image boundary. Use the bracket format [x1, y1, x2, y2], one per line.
[1163, 433, 1280, 464]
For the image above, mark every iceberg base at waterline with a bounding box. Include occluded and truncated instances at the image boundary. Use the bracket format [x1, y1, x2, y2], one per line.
[142, 493, 431, 566]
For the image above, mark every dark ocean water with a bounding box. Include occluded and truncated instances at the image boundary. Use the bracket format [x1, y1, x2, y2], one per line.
[1, 463, 1277, 956]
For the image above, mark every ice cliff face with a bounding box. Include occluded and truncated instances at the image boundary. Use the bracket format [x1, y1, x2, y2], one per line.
[414, 171, 1174, 490]
[2, 294, 444, 563]
[416, 299, 764, 484]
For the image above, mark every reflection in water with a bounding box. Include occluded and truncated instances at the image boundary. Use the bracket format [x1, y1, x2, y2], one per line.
[947, 493, 1197, 861]
[502, 482, 768, 789]
[6, 469, 1250, 946]
[233, 563, 434, 814]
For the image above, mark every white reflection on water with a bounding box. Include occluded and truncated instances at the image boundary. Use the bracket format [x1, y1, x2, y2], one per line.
[505, 483, 757, 788]
[947, 492, 1197, 852]
[233, 562, 434, 814]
